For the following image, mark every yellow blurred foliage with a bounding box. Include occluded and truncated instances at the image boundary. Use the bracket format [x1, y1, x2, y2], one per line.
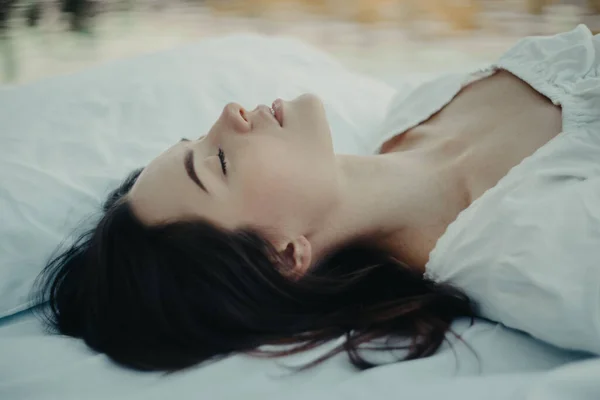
[206, 0, 480, 30]
[204, 0, 599, 35]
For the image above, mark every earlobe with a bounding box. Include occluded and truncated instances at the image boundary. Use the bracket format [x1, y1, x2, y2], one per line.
[276, 236, 312, 279]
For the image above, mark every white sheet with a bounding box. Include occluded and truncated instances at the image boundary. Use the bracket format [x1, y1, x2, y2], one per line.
[0, 309, 590, 400]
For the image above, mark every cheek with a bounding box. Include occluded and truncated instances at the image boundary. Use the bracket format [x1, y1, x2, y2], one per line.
[235, 155, 303, 223]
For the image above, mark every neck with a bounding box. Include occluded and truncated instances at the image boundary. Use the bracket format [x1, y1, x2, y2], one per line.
[307, 152, 434, 264]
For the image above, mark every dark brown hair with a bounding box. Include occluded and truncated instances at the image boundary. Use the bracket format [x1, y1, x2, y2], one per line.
[33, 167, 474, 372]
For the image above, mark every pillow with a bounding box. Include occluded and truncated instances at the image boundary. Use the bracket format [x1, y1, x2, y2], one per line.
[0, 33, 395, 318]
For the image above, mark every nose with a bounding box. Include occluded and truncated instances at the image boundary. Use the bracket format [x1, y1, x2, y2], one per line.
[221, 103, 250, 134]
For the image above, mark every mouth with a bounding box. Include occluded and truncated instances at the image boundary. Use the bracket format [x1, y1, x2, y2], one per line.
[271, 99, 283, 127]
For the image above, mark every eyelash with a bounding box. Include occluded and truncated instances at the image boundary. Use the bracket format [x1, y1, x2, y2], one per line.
[218, 148, 227, 175]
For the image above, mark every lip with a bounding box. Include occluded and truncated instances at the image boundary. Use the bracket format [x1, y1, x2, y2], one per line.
[272, 99, 284, 127]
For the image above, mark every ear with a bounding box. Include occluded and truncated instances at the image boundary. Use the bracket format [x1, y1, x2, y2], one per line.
[275, 236, 312, 280]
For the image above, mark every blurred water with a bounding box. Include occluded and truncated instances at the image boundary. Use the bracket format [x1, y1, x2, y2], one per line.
[0, 1, 597, 86]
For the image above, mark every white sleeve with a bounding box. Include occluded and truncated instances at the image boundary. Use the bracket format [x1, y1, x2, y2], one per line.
[474, 176, 600, 354]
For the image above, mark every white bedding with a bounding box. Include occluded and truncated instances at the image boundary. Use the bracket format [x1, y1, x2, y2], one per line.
[0, 309, 590, 400]
[0, 33, 598, 399]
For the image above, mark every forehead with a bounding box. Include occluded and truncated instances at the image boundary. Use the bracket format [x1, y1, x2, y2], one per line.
[128, 143, 202, 225]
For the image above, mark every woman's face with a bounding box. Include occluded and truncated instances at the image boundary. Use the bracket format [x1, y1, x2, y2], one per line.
[129, 94, 339, 239]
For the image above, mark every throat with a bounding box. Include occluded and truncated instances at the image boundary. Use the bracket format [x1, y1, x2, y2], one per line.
[378, 123, 475, 272]
[310, 153, 466, 268]
[378, 163, 470, 272]
[363, 149, 471, 272]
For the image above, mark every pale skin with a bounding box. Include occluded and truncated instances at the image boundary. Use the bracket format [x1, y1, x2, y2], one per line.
[129, 70, 562, 276]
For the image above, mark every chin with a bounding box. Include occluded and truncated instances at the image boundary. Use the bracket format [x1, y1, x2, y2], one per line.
[294, 93, 323, 110]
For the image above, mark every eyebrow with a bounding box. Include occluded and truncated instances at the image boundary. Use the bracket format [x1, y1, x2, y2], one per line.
[184, 148, 209, 194]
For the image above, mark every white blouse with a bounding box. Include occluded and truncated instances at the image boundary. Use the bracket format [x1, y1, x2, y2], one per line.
[372, 25, 600, 356]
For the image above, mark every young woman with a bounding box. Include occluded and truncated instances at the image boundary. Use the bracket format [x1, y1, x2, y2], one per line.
[35, 25, 600, 372]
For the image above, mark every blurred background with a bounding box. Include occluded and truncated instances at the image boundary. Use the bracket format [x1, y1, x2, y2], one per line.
[0, 0, 598, 86]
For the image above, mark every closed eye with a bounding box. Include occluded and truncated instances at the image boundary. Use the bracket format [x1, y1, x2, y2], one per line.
[218, 148, 227, 175]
